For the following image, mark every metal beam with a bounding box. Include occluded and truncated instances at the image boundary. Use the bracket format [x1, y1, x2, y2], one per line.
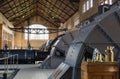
[57, 0, 64, 21]
[69, 0, 80, 2]
[45, 0, 71, 16]
[37, 13, 59, 28]
[7, 2, 35, 19]
[12, 0, 21, 18]
[38, 1, 65, 22]
[69, 32, 74, 40]
[8, 7, 34, 21]
[36, 4, 60, 26]
[0, 0, 13, 7]
[114, 11, 120, 24]
[3, 0, 28, 14]
[11, 9, 34, 22]
[6, 0, 17, 18]
[8, 4, 34, 19]
[0, 0, 6, 4]
[59, 0, 78, 20]
[69, 0, 79, 10]
[29, 0, 33, 14]
[97, 23, 120, 48]
[9, 27, 66, 34]
[35, 0, 38, 12]
[14, 12, 36, 26]
[9, 7, 35, 21]
[37, 12, 59, 28]
[37, 8, 60, 25]
[60, 0, 77, 11]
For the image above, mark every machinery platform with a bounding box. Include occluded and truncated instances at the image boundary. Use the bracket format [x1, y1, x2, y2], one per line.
[0, 64, 54, 79]
[13, 64, 55, 79]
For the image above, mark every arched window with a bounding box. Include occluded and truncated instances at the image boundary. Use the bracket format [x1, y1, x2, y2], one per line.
[25, 24, 49, 40]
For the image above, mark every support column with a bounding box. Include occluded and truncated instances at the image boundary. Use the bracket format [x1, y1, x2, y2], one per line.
[0, 24, 2, 49]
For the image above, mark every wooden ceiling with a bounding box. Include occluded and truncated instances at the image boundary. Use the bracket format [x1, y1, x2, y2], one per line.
[0, 0, 79, 28]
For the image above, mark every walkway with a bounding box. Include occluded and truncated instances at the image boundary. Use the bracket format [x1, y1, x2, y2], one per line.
[13, 64, 54, 79]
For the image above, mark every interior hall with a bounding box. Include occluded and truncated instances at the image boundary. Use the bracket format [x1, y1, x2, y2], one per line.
[0, 0, 119, 79]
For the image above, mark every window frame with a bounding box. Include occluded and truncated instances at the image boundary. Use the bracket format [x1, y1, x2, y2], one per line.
[100, 0, 113, 5]
[25, 24, 49, 40]
[82, 0, 94, 13]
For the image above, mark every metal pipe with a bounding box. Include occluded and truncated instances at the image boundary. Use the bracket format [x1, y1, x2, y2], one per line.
[13, 56, 15, 70]
[17, 54, 19, 69]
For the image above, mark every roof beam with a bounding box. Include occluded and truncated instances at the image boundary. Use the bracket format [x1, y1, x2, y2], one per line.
[38, 1, 65, 22]
[12, 0, 20, 16]
[37, 9, 59, 27]
[3, 0, 28, 14]
[45, 0, 71, 17]
[9, 6, 35, 21]
[57, 0, 65, 22]
[7, 2, 35, 19]
[0, 0, 13, 7]
[14, 12, 36, 26]
[28, 0, 33, 14]
[60, 0, 78, 11]
[6, 0, 17, 18]
[0, 0, 6, 3]
[69, 0, 80, 2]
[37, 13, 59, 28]
[37, 7, 60, 27]
[14, 11, 59, 28]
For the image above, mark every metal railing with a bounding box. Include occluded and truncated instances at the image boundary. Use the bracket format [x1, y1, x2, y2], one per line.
[0, 54, 19, 73]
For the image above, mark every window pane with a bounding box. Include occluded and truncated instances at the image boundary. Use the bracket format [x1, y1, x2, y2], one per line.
[90, 0, 93, 8]
[105, 0, 109, 4]
[82, 3, 86, 13]
[109, 0, 112, 4]
[86, 1, 89, 10]
[25, 24, 49, 40]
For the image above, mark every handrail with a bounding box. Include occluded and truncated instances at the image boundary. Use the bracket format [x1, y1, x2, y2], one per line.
[0, 54, 18, 61]
[0, 53, 19, 79]
[0, 54, 19, 73]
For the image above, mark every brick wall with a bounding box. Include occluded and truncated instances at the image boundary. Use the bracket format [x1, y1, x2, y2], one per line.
[14, 16, 58, 49]
[14, 32, 57, 49]
[60, 0, 118, 31]
[79, 0, 117, 22]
